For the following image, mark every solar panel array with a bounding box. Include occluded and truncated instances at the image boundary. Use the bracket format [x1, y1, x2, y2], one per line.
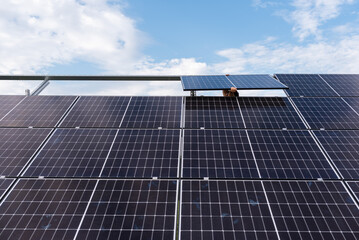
[0, 73, 359, 239]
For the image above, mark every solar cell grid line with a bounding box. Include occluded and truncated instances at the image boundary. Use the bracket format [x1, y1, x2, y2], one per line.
[292, 97, 359, 130]
[347, 182, 359, 202]
[0, 128, 52, 177]
[0, 96, 77, 127]
[0, 179, 97, 240]
[320, 74, 359, 97]
[60, 96, 131, 128]
[262, 181, 359, 240]
[0, 179, 14, 200]
[343, 97, 359, 114]
[75, 180, 178, 240]
[275, 74, 339, 97]
[247, 130, 338, 179]
[313, 130, 359, 179]
[22, 128, 118, 177]
[120, 96, 182, 129]
[184, 97, 245, 129]
[101, 129, 180, 178]
[238, 97, 307, 129]
[0, 95, 25, 120]
[180, 180, 279, 240]
[181, 75, 234, 90]
[227, 75, 288, 89]
[182, 129, 260, 178]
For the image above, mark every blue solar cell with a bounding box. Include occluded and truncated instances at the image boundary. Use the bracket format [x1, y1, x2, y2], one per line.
[320, 74, 359, 96]
[181, 75, 234, 90]
[228, 75, 288, 89]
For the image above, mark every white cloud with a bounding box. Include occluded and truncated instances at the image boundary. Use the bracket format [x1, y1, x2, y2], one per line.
[251, 0, 279, 8]
[286, 0, 354, 41]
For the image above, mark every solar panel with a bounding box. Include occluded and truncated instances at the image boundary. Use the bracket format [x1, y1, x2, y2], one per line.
[263, 181, 359, 240]
[320, 74, 359, 96]
[313, 130, 359, 179]
[343, 97, 359, 113]
[0, 179, 14, 199]
[0, 96, 77, 127]
[248, 130, 338, 179]
[120, 96, 182, 129]
[347, 181, 359, 202]
[77, 180, 178, 240]
[23, 129, 117, 177]
[185, 97, 245, 129]
[228, 75, 288, 89]
[238, 97, 307, 129]
[0, 95, 24, 119]
[275, 74, 338, 97]
[182, 130, 259, 178]
[181, 75, 234, 90]
[101, 129, 180, 178]
[0, 179, 97, 240]
[0, 128, 52, 177]
[60, 96, 131, 128]
[181, 180, 277, 240]
[292, 97, 359, 129]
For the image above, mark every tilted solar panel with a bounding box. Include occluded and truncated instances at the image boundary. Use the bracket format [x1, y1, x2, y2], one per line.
[228, 75, 288, 89]
[60, 96, 131, 128]
[181, 75, 234, 91]
[313, 130, 359, 179]
[0, 96, 77, 127]
[182, 130, 259, 178]
[0, 178, 14, 199]
[320, 74, 359, 97]
[23, 129, 117, 177]
[0, 128, 51, 177]
[343, 97, 359, 113]
[120, 96, 182, 129]
[347, 181, 359, 202]
[181, 180, 278, 240]
[275, 74, 338, 97]
[101, 129, 180, 178]
[247, 130, 338, 179]
[238, 97, 307, 129]
[185, 97, 245, 129]
[292, 97, 359, 129]
[0, 95, 24, 119]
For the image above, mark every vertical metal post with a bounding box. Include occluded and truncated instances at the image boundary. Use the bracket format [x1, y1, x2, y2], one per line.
[25, 89, 30, 96]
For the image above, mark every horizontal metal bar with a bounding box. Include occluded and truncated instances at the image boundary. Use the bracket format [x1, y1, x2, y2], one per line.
[0, 75, 181, 81]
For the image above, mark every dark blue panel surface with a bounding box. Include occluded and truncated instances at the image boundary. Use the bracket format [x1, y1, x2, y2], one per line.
[0, 95, 24, 119]
[0, 178, 14, 199]
[344, 97, 359, 113]
[292, 97, 359, 129]
[228, 75, 288, 89]
[181, 75, 234, 90]
[321, 74, 359, 96]
[101, 129, 180, 178]
[185, 97, 245, 129]
[239, 97, 306, 129]
[248, 130, 338, 179]
[182, 130, 259, 178]
[275, 74, 338, 97]
[314, 130, 359, 179]
[347, 181, 359, 202]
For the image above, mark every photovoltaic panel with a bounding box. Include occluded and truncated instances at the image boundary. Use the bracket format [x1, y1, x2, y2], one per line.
[185, 97, 245, 129]
[0, 95, 24, 119]
[263, 181, 359, 240]
[101, 129, 180, 178]
[292, 97, 359, 129]
[343, 97, 359, 113]
[77, 180, 178, 240]
[0, 179, 14, 199]
[181, 75, 234, 91]
[275, 74, 338, 97]
[238, 97, 306, 129]
[320, 74, 359, 96]
[120, 96, 182, 129]
[0, 179, 97, 240]
[0, 128, 52, 177]
[181, 180, 278, 240]
[60, 96, 131, 128]
[182, 130, 259, 178]
[247, 130, 338, 179]
[23, 129, 117, 177]
[228, 75, 288, 89]
[313, 130, 359, 179]
[0, 96, 76, 127]
[347, 181, 359, 202]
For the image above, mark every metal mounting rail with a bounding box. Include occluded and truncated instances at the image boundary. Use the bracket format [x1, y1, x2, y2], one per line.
[0, 75, 181, 81]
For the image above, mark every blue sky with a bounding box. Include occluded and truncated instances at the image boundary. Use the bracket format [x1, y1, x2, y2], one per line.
[0, 0, 359, 95]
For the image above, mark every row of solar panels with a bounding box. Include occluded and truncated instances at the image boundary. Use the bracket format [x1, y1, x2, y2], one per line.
[1, 96, 359, 130]
[0, 179, 358, 240]
[1, 127, 358, 179]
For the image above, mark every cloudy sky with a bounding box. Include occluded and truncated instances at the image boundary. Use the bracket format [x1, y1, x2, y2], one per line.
[1, 0, 359, 95]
